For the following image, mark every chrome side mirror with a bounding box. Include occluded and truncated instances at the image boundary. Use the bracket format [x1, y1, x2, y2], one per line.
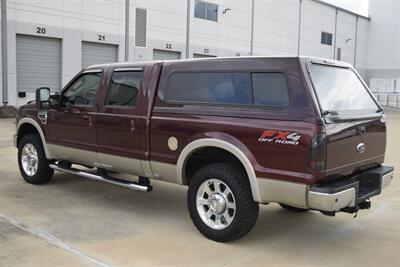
[35, 87, 51, 109]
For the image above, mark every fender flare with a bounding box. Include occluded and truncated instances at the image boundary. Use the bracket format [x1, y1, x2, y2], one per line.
[176, 138, 262, 202]
[16, 118, 53, 159]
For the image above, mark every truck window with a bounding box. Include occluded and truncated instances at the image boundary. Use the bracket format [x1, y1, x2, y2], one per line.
[63, 72, 102, 106]
[165, 72, 252, 105]
[105, 71, 143, 107]
[252, 73, 289, 107]
[309, 64, 379, 114]
[164, 72, 289, 108]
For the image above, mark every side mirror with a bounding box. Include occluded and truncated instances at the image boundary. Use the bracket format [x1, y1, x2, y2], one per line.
[35, 87, 51, 109]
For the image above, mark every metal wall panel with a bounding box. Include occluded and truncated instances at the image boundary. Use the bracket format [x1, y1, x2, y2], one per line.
[153, 49, 181, 60]
[135, 8, 147, 47]
[16, 34, 61, 92]
[82, 41, 118, 68]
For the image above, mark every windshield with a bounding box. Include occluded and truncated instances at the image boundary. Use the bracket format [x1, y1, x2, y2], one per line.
[309, 64, 379, 114]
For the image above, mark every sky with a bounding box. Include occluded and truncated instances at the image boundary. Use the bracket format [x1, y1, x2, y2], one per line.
[322, 0, 369, 16]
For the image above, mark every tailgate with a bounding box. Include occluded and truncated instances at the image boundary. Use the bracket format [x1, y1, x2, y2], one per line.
[324, 118, 386, 178]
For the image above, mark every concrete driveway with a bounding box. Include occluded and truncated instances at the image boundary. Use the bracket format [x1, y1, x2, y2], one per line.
[1, 114, 399, 267]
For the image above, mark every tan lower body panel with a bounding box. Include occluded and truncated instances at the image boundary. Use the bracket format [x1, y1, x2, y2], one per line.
[149, 161, 179, 184]
[256, 178, 308, 208]
[48, 144, 308, 205]
[47, 144, 178, 183]
[47, 144, 97, 167]
[97, 153, 144, 177]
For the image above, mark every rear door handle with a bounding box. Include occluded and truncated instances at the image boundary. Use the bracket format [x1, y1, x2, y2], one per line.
[83, 115, 94, 127]
[130, 120, 135, 132]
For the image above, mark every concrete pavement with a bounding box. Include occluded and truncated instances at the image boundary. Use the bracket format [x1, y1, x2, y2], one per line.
[0, 114, 399, 266]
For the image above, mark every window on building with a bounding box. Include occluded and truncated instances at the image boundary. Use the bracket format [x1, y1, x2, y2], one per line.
[336, 48, 342, 60]
[105, 71, 143, 107]
[321, 32, 333, 46]
[164, 72, 289, 107]
[195, 0, 218, 22]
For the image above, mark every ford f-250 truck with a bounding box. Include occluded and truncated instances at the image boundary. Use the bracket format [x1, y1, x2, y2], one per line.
[14, 56, 394, 242]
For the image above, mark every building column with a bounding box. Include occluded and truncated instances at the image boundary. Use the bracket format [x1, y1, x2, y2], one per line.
[1, 0, 8, 105]
[185, 0, 191, 59]
[297, 0, 302, 55]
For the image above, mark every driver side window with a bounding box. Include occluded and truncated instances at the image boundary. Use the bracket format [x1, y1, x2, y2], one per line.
[63, 72, 102, 107]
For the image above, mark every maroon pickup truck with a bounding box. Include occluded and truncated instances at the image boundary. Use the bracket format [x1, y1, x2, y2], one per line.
[15, 56, 394, 242]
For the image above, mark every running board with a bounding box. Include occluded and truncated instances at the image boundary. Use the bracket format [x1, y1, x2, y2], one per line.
[49, 164, 152, 192]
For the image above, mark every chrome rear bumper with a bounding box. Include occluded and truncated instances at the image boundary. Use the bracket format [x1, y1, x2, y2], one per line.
[308, 166, 394, 212]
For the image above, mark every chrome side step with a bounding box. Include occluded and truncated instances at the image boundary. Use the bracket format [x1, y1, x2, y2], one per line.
[49, 164, 152, 192]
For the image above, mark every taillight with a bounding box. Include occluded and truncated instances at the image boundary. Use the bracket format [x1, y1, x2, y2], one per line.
[308, 133, 327, 172]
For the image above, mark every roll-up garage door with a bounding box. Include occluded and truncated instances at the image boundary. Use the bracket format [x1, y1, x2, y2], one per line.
[193, 53, 217, 58]
[82, 42, 118, 68]
[16, 34, 61, 92]
[153, 49, 181, 60]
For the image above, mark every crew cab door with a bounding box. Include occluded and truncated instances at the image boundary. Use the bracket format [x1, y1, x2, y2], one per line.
[95, 67, 148, 175]
[47, 70, 104, 166]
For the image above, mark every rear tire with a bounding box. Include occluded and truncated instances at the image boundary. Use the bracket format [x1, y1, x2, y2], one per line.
[279, 203, 309, 213]
[18, 134, 53, 184]
[187, 163, 259, 242]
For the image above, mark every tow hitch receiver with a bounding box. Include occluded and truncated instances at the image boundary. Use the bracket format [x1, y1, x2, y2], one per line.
[342, 200, 371, 214]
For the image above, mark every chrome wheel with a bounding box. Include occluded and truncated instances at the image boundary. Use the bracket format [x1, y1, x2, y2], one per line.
[21, 143, 39, 176]
[196, 178, 236, 230]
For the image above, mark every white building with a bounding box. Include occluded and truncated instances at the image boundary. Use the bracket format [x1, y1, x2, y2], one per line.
[366, 0, 400, 80]
[0, 0, 390, 107]
[366, 0, 400, 107]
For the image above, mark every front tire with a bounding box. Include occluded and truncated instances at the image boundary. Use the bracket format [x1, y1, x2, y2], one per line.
[187, 163, 259, 242]
[18, 134, 53, 184]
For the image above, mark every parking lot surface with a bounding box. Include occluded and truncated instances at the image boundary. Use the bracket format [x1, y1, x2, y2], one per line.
[1, 113, 400, 267]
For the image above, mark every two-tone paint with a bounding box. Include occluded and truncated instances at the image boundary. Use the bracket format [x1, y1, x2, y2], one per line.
[15, 56, 387, 208]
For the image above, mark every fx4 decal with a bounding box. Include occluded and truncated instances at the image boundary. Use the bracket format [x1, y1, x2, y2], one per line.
[258, 130, 301, 146]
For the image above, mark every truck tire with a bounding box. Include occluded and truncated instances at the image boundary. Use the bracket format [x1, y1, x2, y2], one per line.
[18, 134, 53, 184]
[279, 204, 309, 213]
[187, 163, 259, 242]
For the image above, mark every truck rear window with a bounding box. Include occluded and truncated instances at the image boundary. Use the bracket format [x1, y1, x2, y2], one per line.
[105, 71, 143, 107]
[309, 64, 379, 114]
[164, 72, 289, 107]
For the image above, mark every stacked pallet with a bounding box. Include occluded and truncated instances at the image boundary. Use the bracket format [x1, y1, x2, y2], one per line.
[370, 78, 400, 108]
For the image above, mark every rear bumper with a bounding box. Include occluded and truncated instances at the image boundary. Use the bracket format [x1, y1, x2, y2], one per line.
[308, 166, 394, 212]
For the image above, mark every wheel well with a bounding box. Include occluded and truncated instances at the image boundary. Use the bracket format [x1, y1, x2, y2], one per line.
[17, 123, 40, 147]
[184, 147, 247, 185]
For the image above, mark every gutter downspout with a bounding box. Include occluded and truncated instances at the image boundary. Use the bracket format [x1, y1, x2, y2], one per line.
[354, 16, 359, 67]
[333, 8, 338, 59]
[297, 0, 302, 55]
[1, 0, 8, 105]
[185, 0, 191, 59]
[250, 0, 255, 56]
[125, 0, 130, 61]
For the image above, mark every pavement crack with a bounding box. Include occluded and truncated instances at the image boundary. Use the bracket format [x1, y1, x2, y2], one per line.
[0, 212, 112, 267]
